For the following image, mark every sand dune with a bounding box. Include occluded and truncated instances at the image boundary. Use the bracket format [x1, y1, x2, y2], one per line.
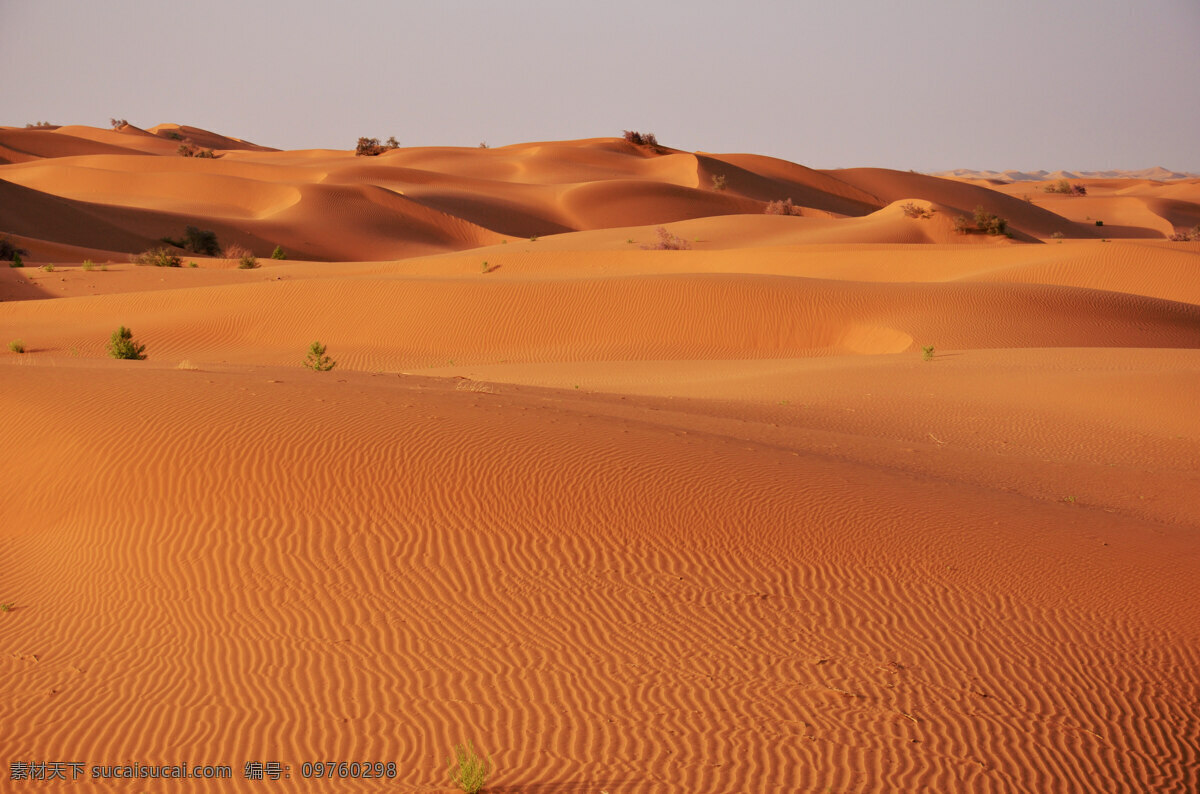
[2, 126, 1198, 793]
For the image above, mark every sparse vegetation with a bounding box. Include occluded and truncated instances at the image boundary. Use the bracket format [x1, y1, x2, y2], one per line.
[25, 121, 55, 129]
[922, 345, 935, 361]
[0, 602, 14, 612]
[1095, 220, 1104, 227]
[110, 118, 128, 130]
[223, 244, 252, 261]
[161, 225, 220, 255]
[764, 198, 804, 216]
[1043, 179, 1086, 196]
[1, 235, 30, 262]
[303, 341, 336, 371]
[1050, 231, 1065, 241]
[642, 226, 691, 250]
[133, 247, 182, 267]
[901, 201, 935, 219]
[107, 326, 146, 360]
[81, 259, 94, 271]
[237, 254, 258, 270]
[447, 741, 490, 794]
[1168, 225, 1200, 241]
[355, 137, 389, 156]
[177, 141, 216, 158]
[529, 235, 539, 242]
[164, 131, 183, 140]
[711, 174, 727, 191]
[10, 253, 23, 268]
[622, 130, 661, 152]
[8, 340, 25, 354]
[953, 206, 1009, 236]
[271, 245, 287, 260]
[40, 263, 54, 272]
[479, 141, 489, 149]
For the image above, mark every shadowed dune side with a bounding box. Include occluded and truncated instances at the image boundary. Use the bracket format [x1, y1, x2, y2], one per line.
[0, 127, 158, 164]
[699, 152, 882, 216]
[826, 168, 1085, 239]
[147, 123, 277, 152]
[0, 364, 1196, 793]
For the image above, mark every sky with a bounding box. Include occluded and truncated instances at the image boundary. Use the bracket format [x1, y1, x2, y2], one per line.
[3, 0, 1199, 172]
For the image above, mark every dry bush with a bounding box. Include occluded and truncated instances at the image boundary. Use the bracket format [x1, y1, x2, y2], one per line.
[133, 247, 182, 267]
[642, 226, 691, 250]
[901, 201, 934, 219]
[110, 118, 128, 130]
[222, 244, 253, 260]
[25, 121, 55, 129]
[764, 198, 803, 216]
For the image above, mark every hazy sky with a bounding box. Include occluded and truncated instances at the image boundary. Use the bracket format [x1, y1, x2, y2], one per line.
[3, 0, 1198, 171]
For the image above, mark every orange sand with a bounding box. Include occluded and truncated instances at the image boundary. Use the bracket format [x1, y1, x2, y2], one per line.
[2, 125, 1198, 793]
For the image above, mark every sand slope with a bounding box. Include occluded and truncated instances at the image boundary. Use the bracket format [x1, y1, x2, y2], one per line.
[1, 126, 1198, 793]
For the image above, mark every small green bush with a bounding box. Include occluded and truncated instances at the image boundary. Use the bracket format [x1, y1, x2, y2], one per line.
[41, 263, 55, 272]
[303, 341, 336, 371]
[8, 340, 25, 354]
[447, 741, 491, 794]
[81, 259, 95, 271]
[954, 207, 1009, 236]
[922, 345, 935, 361]
[238, 254, 258, 270]
[107, 326, 146, 360]
[133, 248, 182, 267]
[9, 253, 22, 268]
[271, 245, 287, 260]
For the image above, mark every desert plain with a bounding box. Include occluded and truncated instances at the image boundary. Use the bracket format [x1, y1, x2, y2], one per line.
[1, 123, 1198, 793]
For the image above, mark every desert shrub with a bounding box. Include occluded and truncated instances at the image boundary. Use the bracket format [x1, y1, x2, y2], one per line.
[8, 340, 25, 354]
[81, 259, 95, 271]
[107, 326, 146, 360]
[177, 225, 220, 255]
[41, 263, 55, 272]
[355, 137, 387, 156]
[177, 141, 216, 158]
[1168, 226, 1200, 241]
[10, 253, 22, 268]
[238, 254, 258, 270]
[1, 235, 29, 262]
[1050, 231, 1065, 241]
[622, 130, 660, 151]
[110, 118, 128, 130]
[165, 131, 183, 140]
[303, 341, 336, 371]
[133, 247, 182, 267]
[271, 245, 286, 260]
[642, 226, 691, 250]
[386, 136, 400, 149]
[974, 206, 1008, 235]
[764, 198, 803, 216]
[447, 741, 490, 794]
[954, 206, 1009, 236]
[1095, 220, 1103, 226]
[478, 141, 489, 149]
[222, 244, 252, 260]
[25, 121, 54, 129]
[711, 174, 727, 191]
[922, 345, 934, 361]
[901, 201, 934, 219]
[1044, 179, 1087, 196]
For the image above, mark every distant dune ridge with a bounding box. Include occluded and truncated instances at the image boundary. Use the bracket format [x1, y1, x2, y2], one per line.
[2, 123, 1199, 793]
